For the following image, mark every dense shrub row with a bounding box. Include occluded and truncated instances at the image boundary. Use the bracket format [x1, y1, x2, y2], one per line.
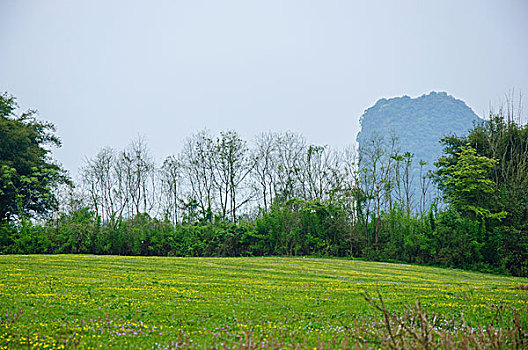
[1, 198, 516, 275]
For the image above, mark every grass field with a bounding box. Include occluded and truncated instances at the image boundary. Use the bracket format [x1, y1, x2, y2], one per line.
[1, 255, 527, 348]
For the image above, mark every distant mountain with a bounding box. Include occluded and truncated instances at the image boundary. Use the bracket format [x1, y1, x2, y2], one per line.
[356, 91, 482, 208]
[357, 91, 481, 167]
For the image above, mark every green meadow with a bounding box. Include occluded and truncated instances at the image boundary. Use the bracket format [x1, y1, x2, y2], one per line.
[1, 255, 527, 349]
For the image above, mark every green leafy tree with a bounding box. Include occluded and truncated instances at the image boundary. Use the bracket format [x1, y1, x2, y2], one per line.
[0, 92, 68, 221]
[438, 107, 528, 275]
[436, 143, 506, 222]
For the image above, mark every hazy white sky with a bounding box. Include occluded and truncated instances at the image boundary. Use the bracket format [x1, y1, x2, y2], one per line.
[1, 0, 527, 175]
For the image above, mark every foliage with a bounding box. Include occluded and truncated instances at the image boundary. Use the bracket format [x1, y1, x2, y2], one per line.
[436, 143, 505, 221]
[0, 92, 68, 221]
[436, 110, 528, 276]
[1, 91, 527, 277]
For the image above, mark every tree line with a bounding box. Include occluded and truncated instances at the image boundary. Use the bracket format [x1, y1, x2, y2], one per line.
[77, 130, 358, 226]
[1, 92, 526, 276]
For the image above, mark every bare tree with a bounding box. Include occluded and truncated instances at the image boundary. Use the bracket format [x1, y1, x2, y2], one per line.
[418, 160, 431, 213]
[160, 155, 183, 225]
[80, 147, 127, 226]
[300, 144, 342, 201]
[401, 152, 414, 218]
[119, 136, 156, 217]
[251, 132, 278, 212]
[180, 130, 217, 221]
[274, 131, 306, 202]
[213, 130, 255, 221]
[390, 153, 404, 210]
[52, 180, 87, 219]
[358, 134, 397, 249]
[315, 144, 362, 256]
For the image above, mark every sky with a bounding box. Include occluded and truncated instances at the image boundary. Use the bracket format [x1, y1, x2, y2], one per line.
[1, 0, 527, 176]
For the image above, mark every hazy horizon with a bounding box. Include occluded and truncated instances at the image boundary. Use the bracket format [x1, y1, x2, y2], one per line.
[1, 0, 527, 176]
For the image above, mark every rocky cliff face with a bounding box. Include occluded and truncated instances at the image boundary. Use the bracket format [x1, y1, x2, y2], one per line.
[356, 91, 482, 208]
[357, 91, 481, 168]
